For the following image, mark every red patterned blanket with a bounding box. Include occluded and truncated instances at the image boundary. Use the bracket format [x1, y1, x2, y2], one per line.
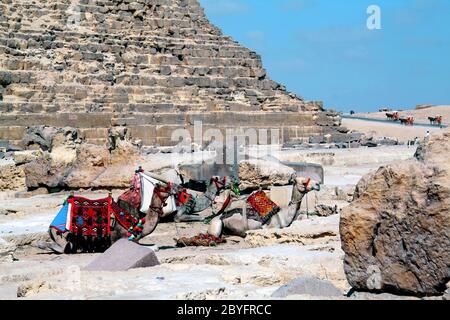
[67, 197, 111, 237]
[246, 191, 281, 224]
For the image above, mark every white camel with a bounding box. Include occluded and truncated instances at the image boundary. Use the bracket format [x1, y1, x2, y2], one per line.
[208, 175, 321, 237]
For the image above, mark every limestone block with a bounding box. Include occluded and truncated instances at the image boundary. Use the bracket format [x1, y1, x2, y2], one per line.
[84, 239, 160, 272]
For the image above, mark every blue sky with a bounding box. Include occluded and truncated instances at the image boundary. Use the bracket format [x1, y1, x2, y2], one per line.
[199, 0, 450, 112]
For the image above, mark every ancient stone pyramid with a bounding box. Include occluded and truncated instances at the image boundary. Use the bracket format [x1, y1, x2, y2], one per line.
[0, 0, 342, 146]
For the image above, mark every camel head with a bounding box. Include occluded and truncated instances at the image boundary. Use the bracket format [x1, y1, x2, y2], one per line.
[290, 174, 321, 194]
[209, 176, 229, 194]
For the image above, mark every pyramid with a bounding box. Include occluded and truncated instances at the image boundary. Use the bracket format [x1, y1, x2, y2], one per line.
[0, 0, 343, 146]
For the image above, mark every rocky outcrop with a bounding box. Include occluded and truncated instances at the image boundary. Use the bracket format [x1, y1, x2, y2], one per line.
[341, 129, 450, 296]
[9, 125, 142, 190]
[0, 239, 16, 263]
[315, 204, 339, 217]
[0, 162, 26, 191]
[24, 149, 76, 189]
[239, 159, 295, 192]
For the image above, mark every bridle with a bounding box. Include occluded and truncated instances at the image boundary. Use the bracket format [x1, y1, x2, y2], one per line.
[202, 177, 227, 203]
[149, 182, 173, 217]
[211, 177, 227, 195]
[300, 178, 321, 193]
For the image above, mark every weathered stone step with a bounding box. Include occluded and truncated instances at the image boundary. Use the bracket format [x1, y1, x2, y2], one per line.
[0, 0, 343, 147]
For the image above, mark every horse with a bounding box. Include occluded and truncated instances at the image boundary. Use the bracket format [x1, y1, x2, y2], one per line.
[207, 175, 321, 237]
[387, 112, 400, 121]
[435, 116, 443, 126]
[429, 116, 437, 125]
[400, 116, 414, 126]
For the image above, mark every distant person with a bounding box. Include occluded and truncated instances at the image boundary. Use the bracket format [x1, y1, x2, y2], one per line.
[425, 131, 430, 141]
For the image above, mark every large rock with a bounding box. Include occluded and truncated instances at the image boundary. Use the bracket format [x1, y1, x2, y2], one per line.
[0, 162, 26, 191]
[84, 239, 160, 272]
[65, 141, 141, 189]
[22, 126, 59, 151]
[239, 159, 295, 191]
[0, 239, 16, 263]
[17, 124, 141, 190]
[341, 129, 450, 296]
[24, 149, 75, 189]
[63, 143, 110, 189]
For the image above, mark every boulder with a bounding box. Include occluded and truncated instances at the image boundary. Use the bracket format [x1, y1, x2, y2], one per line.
[24, 151, 74, 189]
[65, 141, 140, 189]
[64, 144, 110, 189]
[271, 277, 342, 298]
[22, 126, 59, 151]
[239, 159, 295, 191]
[13, 150, 43, 165]
[83, 239, 160, 272]
[0, 163, 26, 191]
[0, 239, 16, 263]
[22, 126, 80, 152]
[315, 204, 339, 217]
[341, 129, 450, 296]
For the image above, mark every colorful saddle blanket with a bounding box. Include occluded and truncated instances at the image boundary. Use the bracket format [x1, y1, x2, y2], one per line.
[118, 171, 142, 214]
[110, 200, 138, 231]
[50, 196, 112, 237]
[67, 197, 111, 237]
[50, 194, 144, 244]
[246, 191, 280, 224]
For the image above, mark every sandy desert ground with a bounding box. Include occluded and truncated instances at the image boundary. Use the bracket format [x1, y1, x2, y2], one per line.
[353, 105, 450, 125]
[342, 118, 444, 142]
[341, 105, 448, 143]
[0, 142, 419, 300]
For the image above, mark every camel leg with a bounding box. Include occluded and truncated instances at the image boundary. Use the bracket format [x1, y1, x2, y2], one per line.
[174, 210, 205, 223]
[174, 202, 205, 223]
[221, 214, 262, 237]
[44, 228, 71, 254]
[207, 217, 224, 237]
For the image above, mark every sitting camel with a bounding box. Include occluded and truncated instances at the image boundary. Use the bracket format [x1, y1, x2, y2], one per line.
[172, 176, 229, 222]
[208, 175, 321, 237]
[45, 182, 173, 254]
